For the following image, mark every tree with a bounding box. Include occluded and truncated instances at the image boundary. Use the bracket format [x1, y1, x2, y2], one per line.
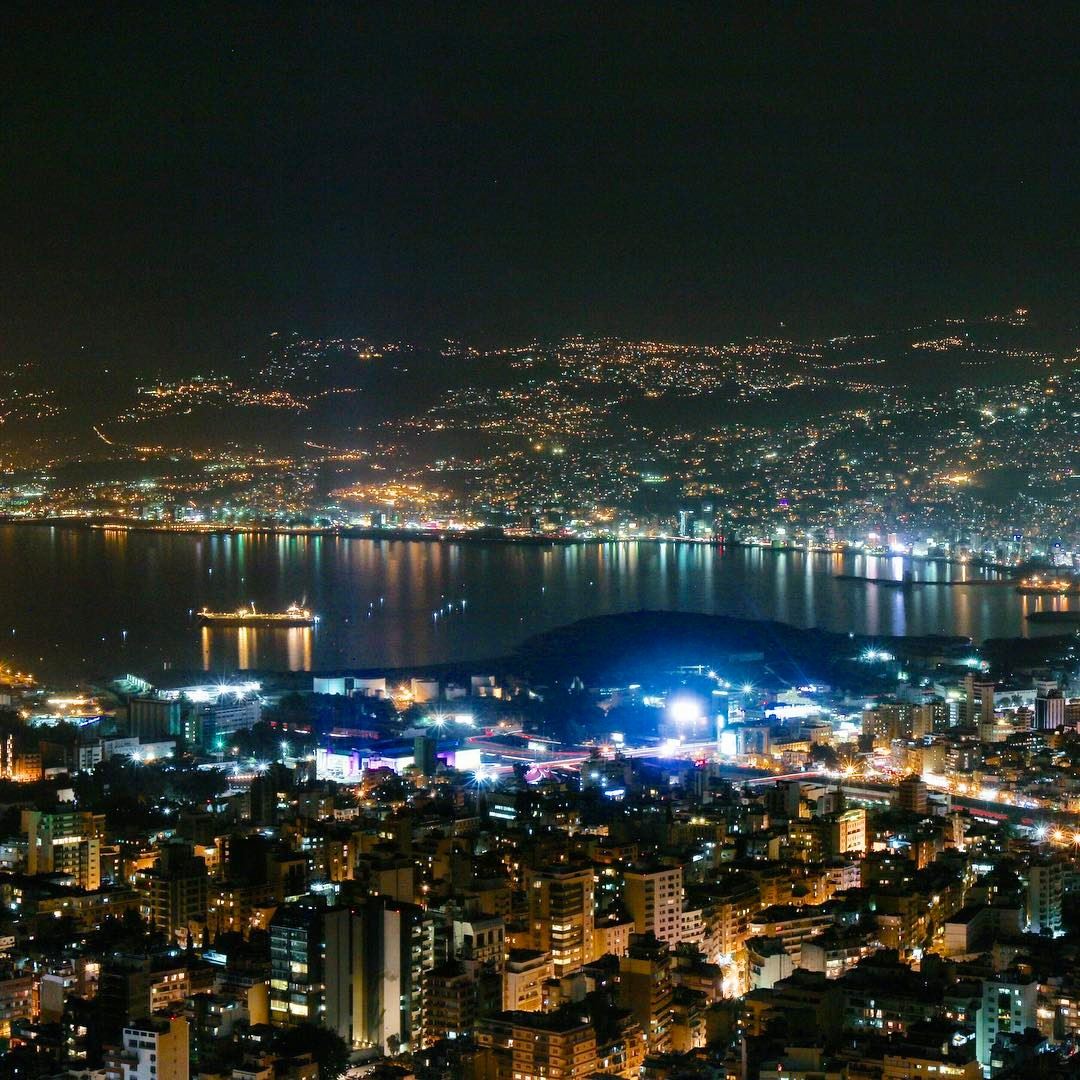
[274, 1023, 349, 1080]
[809, 743, 839, 769]
[0, 1043, 55, 1080]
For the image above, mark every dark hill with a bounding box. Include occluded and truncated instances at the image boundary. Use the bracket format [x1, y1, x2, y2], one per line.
[514, 609, 968, 685]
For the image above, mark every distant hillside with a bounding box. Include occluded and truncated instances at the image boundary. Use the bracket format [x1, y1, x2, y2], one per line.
[6, 314, 1075, 465]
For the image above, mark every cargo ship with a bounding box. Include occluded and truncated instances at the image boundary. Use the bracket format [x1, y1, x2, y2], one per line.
[1026, 610, 1080, 625]
[197, 603, 317, 627]
[1015, 576, 1080, 596]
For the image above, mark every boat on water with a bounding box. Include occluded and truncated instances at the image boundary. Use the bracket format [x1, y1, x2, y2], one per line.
[1015, 576, 1080, 596]
[1026, 610, 1080, 625]
[197, 603, 318, 627]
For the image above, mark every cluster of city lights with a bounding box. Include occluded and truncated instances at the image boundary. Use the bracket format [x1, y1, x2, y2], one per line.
[860, 648, 895, 663]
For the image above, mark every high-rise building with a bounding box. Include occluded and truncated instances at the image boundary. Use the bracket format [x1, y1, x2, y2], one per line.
[0, 970, 34, 1041]
[747, 935, 793, 991]
[1026, 859, 1064, 936]
[503, 949, 553, 1012]
[618, 933, 673, 1052]
[22, 809, 106, 889]
[451, 914, 505, 968]
[525, 863, 594, 976]
[349, 896, 428, 1053]
[414, 734, 438, 777]
[976, 974, 1036, 1068]
[128, 698, 182, 741]
[1035, 687, 1066, 732]
[98, 958, 181, 1042]
[271, 896, 429, 1053]
[147, 843, 208, 946]
[764, 780, 805, 819]
[827, 808, 867, 855]
[1066, 697, 1080, 731]
[897, 775, 929, 816]
[471, 1009, 598, 1080]
[787, 819, 826, 863]
[422, 961, 477, 1046]
[269, 899, 331, 1027]
[964, 674, 999, 742]
[788, 805, 866, 860]
[106, 1017, 189, 1080]
[180, 691, 261, 748]
[623, 863, 684, 945]
[700, 877, 758, 969]
[861, 703, 933, 747]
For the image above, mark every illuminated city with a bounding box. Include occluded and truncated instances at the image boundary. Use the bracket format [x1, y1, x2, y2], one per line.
[2, 9, 1080, 1080]
[2, 327, 1078, 566]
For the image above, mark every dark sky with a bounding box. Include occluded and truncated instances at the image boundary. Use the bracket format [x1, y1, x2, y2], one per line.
[4, 4, 1079, 373]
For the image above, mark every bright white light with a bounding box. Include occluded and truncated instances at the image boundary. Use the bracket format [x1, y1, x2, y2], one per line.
[860, 648, 895, 663]
[741, 683, 754, 695]
[472, 766, 494, 786]
[667, 695, 702, 725]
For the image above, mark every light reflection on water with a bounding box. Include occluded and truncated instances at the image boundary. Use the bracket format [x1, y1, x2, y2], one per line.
[0, 525, 1073, 679]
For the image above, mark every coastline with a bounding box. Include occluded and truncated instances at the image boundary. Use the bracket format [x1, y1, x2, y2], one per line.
[0, 516, 1034, 572]
[1, 510, 1073, 680]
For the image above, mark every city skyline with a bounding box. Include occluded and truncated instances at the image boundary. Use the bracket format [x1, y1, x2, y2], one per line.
[2, 10, 1080, 1080]
[3, 313, 1077, 555]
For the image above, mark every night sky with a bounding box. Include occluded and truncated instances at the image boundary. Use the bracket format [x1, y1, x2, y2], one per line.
[4, 5, 1079, 373]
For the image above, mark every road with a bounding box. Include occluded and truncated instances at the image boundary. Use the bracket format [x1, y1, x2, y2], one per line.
[484, 738, 813, 788]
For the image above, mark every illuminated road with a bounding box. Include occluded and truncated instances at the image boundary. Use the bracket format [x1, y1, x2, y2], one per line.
[829, 773, 1080, 838]
[483, 739, 815, 788]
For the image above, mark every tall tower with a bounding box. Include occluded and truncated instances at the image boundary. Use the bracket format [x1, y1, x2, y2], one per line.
[22, 809, 105, 889]
[964, 673, 997, 741]
[618, 933, 673, 1052]
[148, 843, 208, 946]
[624, 862, 684, 945]
[525, 863, 595, 976]
[271, 896, 428, 1054]
[1026, 859, 1064, 935]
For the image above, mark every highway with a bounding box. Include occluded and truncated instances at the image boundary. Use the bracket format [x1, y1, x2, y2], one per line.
[482, 737, 814, 788]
